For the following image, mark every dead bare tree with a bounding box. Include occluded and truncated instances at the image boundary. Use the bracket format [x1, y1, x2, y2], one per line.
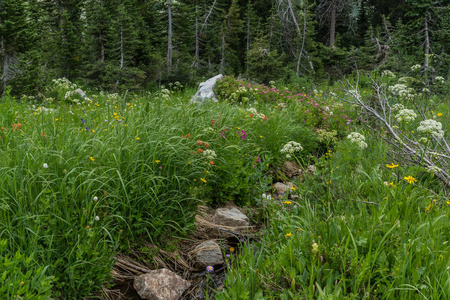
[344, 78, 450, 187]
[167, 0, 173, 73]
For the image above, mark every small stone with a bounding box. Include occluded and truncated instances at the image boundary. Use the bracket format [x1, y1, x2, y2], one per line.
[133, 269, 190, 300]
[307, 165, 316, 175]
[273, 182, 294, 198]
[192, 240, 224, 268]
[212, 207, 249, 227]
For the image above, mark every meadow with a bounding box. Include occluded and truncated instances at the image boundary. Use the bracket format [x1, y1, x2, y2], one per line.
[1, 71, 449, 299]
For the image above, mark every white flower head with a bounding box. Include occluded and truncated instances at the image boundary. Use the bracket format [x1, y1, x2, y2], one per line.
[95, 216, 100, 221]
[281, 141, 303, 158]
[202, 149, 217, 160]
[411, 64, 422, 72]
[93, 196, 98, 201]
[395, 109, 417, 122]
[43, 163, 48, 169]
[417, 119, 444, 139]
[347, 132, 368, 149]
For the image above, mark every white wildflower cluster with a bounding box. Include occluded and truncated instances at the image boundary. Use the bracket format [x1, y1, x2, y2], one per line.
[203, 127, 215, 132]
[435, 76, 445, 83]
[422, 88, 430, 93]
[388, 84, 415, 99]
[52, 77, 77, 90]
[245, 108, 266, 119]
[34, 106, 55, 114]
[395, 109, 417, 122]
[347, 132, 368, 149]
[419, 137, 428, 144]
[416, 119, 444, 139]
[157, 86, 171, 100]
[381, 70, 396, 78]
[426, 166, 441, 174]
[280, 141, 303, 158]
[269, 80, 276, 88]
[391, 103, 405, 111]
[108, 93, 120, 101]
[202, 149, 217, 160]
[411, 64, 422, 72]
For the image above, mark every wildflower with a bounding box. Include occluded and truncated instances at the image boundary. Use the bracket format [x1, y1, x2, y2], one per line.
[13, 123, 22, 131]
[290, 187, 296, 191]
[285, 232, 292, 237]
[312, 242, 319, 255]
[389, 182, 395, 187]
[240, 130, 247, 140]
[411, 64, 422, 71]
[93, 196, 98, 201]
[347, 132, 368, 149]
[90, 156, 95, 162]
[280, 141, 303, 158]
[209, 161, 214, 166]
[81, 118, 85, 124]
[86, 225, 90, 229]
[43, 163, 48, 169]
[92, 130, 96, 133]
[395, 109, 417, 122]
[95, 216, 100, 221]
[437, 113, 443, 117]
[404, 176, 418, 184]
[202, 149, 217, 160]
[136, 137, 140, 140]
[206, 266, 214, 272]
[417, 119, 444, 139]
[230, 247, 235, 252]
[283, 201, 292, 205]
[155, 160, 160, 163]
[200, 178, 207, 183]
[386, 163, 399, 169]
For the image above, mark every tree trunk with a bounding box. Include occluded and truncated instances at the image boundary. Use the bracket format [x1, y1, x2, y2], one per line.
[220, 30, 225, 73]
[424, 16, 430, 74]
[194, 5, 199, 69]
[246, 11, 250, 74]
[329, 0, 336, 48]
[99, 0, 105, 63]
[167, 0, 172, 73]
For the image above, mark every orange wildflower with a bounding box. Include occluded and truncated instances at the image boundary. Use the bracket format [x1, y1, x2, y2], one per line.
[209, 161, 214, 166]
[13, 123, 22, 131]
[196, 148, 204, 153]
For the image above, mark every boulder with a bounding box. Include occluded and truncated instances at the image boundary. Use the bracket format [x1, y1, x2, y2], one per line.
[212, 207, 249, 227]
[74, 88, 87, 99]
[133, 269, 190, 300]
[283, 160, 302, 178]
[191, 240, 224, 268]
[191, 74, 223, 103]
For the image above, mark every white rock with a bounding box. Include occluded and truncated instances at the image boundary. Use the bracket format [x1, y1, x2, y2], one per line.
[191, 74, 223, 103]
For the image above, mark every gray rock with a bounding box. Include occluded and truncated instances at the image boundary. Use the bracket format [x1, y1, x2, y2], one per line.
[191, 74, 223, 103]
[133, 269, 190, 300]
[192, 240, 224, 268]
[212, 207, 249, 227]
[273, 182, 294, 198]
[74, 88, 87, 99]
[283, 160, 302, 178]
[307, 165, 316, 175]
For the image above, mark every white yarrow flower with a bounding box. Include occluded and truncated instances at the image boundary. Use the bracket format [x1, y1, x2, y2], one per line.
[347, 132, 368, 149]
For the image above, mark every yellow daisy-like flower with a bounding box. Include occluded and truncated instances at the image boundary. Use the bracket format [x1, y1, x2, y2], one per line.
[403, 176, 418, 184]
[90, 156, 95, 162]
[230, 247, 235, 252]
[285, 232, 292, 237]
[200, 178, 207, 183]
[283, 201, 292, 204]
[386, 163, 399, 169]
[155, 160, 160, 163]
[136, 137, 140, 140]
[437, 113, 443, 117]
[290, 187, 296, 191]
[389, 182, 395, 187]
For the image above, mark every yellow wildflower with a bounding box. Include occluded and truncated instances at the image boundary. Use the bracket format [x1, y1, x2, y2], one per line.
[285, 232, 292, 237]
[283, 201, 292, 205]
[403, 176, 417, 184]
[155, 160, 160, 163]
[200, 178, 207, 183]
[90, 156, 95, 162]
[386, 163, 399, 169]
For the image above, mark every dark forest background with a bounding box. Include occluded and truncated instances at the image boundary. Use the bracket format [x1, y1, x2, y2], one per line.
[1, 0, 449, 95]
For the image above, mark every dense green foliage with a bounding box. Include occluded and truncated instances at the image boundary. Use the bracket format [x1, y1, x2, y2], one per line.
[0, 0, 449, 95]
